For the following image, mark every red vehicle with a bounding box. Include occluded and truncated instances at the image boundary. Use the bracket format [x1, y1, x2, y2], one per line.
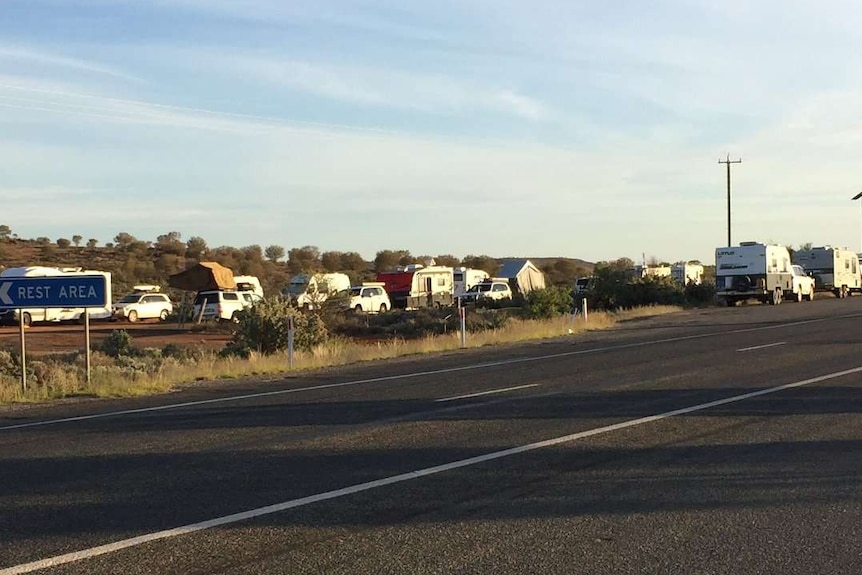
[376, 265, 455, 310]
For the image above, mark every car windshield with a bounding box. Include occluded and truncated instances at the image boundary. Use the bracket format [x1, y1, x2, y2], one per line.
[118, 294, 142, 303]
[284, 280, 310, 295]
[349, 287, 362, 296]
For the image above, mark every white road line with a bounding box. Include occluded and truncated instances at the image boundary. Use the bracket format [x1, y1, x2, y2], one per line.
[737, 341, 787, 352]
[435, 384, 540, 402]
[1, 312, 857, 432]
[3, 365, 861, 575]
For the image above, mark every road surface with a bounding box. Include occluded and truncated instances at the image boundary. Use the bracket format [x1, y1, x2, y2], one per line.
[1, 298, 860, 574]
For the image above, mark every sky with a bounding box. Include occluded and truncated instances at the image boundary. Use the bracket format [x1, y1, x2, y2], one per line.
[2, 0, 862, 264]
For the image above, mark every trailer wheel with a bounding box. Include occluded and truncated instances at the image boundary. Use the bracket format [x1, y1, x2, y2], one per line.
[842, 286, 849, 298]
[21, 312, 32, 327]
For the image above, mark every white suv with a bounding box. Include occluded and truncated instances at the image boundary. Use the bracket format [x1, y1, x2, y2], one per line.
[457, 279, 512, 305]
[193, 290, 263, 321]
[347, 283, 390, 313]
[113, 292, 173, 322]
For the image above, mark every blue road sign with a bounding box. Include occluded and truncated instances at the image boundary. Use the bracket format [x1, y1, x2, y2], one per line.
[0, 275, 108, 309]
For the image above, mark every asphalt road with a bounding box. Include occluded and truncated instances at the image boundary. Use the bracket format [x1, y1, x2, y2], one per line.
[1, 298, 861, 574]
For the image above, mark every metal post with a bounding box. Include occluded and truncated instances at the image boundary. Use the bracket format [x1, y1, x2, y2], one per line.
[18, 309, 26, 392]
[287, 315, 295, 369]
[583, 298, 589, 323]
[84, 309, 91, 386]
[459, 306, 466, 348]
[854, 192, 862, 253]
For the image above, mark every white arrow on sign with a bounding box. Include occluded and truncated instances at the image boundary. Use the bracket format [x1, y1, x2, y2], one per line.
[0, 282, 11, 305]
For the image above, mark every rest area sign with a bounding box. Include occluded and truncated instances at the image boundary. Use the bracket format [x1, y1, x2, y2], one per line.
[0, 276, 108, 308]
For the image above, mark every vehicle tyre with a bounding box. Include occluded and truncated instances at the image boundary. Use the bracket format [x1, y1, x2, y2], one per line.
[379, 303, 388, 313]
[796, 289, 803, 303]
[230, 311, 240, 323]
[159, 309, 169, 321]
[127, 310, 138, 322]
[771, 288, 782, 305]
[354, 305, 364, 314]
[842, 286, 849, 298]
[21, 312, 32, 327]
[807, 287, 815, 301]
[725, 299, 737, 307]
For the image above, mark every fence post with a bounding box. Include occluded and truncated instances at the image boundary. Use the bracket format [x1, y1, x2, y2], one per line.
[459, 306, 466, 348]
[287, 315, 295, 369]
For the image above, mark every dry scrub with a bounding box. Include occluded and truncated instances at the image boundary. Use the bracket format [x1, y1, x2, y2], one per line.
[0, 305, 680, 404]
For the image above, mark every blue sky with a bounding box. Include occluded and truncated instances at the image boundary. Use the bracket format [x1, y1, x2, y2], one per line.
[2, 0, 862, 264]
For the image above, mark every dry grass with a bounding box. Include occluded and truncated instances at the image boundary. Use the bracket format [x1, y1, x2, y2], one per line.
[0, 305, 680, 405]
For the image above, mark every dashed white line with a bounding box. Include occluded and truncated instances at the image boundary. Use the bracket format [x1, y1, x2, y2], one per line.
[3, 365, 861, 575]
[1, 312, 857, 432]
[435, 384, 540, 402]
[737, 341, 787, 352]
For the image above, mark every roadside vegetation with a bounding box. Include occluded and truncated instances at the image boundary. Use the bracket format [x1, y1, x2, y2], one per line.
[0, 294, 682, 404]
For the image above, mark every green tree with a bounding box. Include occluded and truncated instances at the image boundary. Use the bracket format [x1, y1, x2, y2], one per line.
[0, 224, 12, 241]
[185, 236, 207, 260]
[374, 249, 412, 272]
[461, 254, 499, 275]
[320, 250, 343, 271]
[71, 234, 83, 247]
[114, 232, 137, 248]
[56, 237, 71, 248]
[434, 254, 461, 267]
[265, 245, 285, 262]
[86, 238, 98, 249]
[288, 245, 321, 274]
[155, 231, 186, 256]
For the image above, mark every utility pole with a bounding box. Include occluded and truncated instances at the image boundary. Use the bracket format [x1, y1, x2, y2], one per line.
[719, 154, 742, 247]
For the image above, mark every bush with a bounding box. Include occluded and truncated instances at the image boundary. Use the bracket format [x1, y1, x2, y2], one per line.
[228, 297, 327, 355]
[524, 286, 575, 319]
[96, 330, 135, 358]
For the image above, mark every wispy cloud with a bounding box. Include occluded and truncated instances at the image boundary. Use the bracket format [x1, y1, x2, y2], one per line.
[226, 56, 551, 120]
[0, 45, 143, 83]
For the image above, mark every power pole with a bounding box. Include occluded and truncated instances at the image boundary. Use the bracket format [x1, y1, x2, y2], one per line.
[719, 154, 742, 247]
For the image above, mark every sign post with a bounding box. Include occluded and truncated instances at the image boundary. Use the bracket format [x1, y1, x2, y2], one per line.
[287, 315, 295, 369]
[0, 275, 108, 393]
[459, 306, 466, 348]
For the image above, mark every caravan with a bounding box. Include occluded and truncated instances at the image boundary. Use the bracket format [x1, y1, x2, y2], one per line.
[715, 242, 815, 306]
[283, 272, 351, 309]
[792, 246, 861, 298]
[0, 266, 113, 326]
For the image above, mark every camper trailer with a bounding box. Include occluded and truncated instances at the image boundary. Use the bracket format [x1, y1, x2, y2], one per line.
[283, 272, 351, 309]
[792, 246, 861, 298]
[715, 243, 815, 306]
[376, 265, 454, 309]
[453, 267, 490, 297]
[671, 262, 704, 285]
[0, 266, 113, 326]
[233, 275, 264, 298]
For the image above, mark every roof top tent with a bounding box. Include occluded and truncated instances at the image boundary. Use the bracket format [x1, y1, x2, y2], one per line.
[376, 265, 455, 309]
[168, 262, 236, 292]
[497, 259, 546, 295]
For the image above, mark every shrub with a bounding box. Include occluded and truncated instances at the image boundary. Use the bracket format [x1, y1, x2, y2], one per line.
[96, 330, 135, 358]
[524, 286, 575, 319]
[228, 297, 327, 355]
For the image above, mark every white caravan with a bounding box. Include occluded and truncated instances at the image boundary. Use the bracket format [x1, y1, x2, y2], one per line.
[453, 267, 490, 297]
[0, 266, 113, 326]
[671, 262, 704, 285]
[792, 246, 861, 298]
[233, 275, 264, 298]
[715, 243, 815, 306]
[283, 272, 351, 309]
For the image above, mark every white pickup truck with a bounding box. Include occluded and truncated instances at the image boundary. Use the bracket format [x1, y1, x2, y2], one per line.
[715, 243, 815, 305]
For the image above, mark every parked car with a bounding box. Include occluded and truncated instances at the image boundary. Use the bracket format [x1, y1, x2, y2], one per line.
[456, 279, 512, 305]
[346, 283, 390, 313]
[112, 290, 173, 322]
[193, 289, 262, 321]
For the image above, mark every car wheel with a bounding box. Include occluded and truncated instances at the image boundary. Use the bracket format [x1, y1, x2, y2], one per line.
[159, 309, 169, 321]
[771, 288, 782, 305]
[127, 310, 138, 322]
[354, 305, 364, 314]
[796, 289, 803, 303]
[379, 303, 388, 313]
[808, 287, 815, 301]
[21, 312, 32, 327]
[230, 311, 240, 323]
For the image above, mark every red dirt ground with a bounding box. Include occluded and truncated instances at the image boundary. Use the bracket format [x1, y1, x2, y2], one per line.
[0, 321, 233, 356]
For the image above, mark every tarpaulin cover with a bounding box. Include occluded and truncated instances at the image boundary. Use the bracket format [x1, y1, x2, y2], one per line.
[168, 262, 236, 292]
[497, 259, 546, 294]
